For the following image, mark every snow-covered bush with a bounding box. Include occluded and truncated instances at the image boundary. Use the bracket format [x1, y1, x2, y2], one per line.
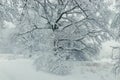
[34, 53, 73, 75]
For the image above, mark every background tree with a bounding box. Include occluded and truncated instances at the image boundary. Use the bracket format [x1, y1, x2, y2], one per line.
[110, 0, 120, 75]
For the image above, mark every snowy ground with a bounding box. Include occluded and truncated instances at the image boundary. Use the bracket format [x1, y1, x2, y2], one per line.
[0, 54, 119, 80]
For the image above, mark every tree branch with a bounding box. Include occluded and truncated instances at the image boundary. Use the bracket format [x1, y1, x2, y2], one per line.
[74, 0, 88, 18]
[17, 25, 51, 36]
[62, 17, 87, 30]
[55, 5, 78, 23]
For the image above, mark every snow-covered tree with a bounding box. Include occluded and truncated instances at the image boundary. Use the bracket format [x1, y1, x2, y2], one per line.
[13, 0, 112, 60]
[0, 0, 17, 53]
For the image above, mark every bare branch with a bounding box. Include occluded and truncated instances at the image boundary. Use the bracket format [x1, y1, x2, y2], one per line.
[17, 25, 51, 36]
[74, 0, 88, 18]
[55, 5, 78, 23]
[62, 18, 87, 30]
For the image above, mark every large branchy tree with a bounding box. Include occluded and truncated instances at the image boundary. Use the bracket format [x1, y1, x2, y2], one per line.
[12, 0, 112, 60]
[0, 0, 115, 75]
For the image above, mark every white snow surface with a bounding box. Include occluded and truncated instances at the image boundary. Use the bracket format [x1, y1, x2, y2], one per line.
[0, 54, 119, 80]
